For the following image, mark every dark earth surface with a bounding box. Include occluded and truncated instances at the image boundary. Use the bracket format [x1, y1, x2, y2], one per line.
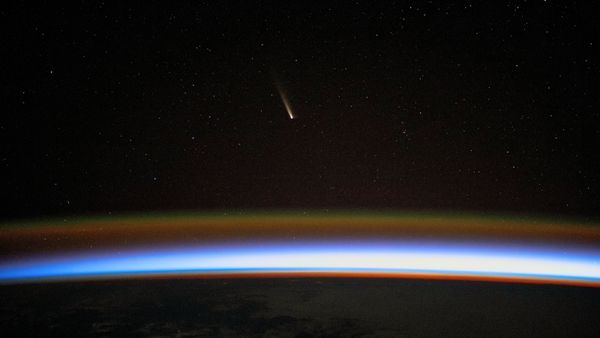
[1, 278, 599, 337]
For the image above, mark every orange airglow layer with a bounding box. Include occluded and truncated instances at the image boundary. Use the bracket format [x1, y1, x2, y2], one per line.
[2, 213, 599, 257]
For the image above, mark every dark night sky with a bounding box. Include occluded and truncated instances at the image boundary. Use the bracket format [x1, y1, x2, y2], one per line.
[2, 1, 599, 221]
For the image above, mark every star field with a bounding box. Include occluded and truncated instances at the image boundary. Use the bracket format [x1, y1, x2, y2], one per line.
[2, 1, 599, 220]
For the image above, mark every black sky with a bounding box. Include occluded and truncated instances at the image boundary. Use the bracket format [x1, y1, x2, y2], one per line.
[2, 1, 599, 220]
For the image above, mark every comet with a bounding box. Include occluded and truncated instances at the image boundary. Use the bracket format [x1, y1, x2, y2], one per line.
[273, 78, 295, 119]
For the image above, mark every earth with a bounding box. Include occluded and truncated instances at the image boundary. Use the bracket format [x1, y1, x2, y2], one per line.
[1, 278, 599, 337]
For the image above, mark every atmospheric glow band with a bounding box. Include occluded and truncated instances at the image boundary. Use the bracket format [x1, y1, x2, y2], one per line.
[1, 242, 599, 285]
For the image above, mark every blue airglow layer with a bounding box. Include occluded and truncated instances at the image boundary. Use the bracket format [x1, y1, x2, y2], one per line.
[1, 242, 599, 284]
